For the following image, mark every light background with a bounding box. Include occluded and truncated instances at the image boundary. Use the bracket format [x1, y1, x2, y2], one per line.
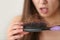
[0, 0, 24, 40]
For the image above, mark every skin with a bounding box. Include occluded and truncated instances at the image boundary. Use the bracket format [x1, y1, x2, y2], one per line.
[8, 0, 60, 40]
[32, 0, 59, 17]
[7, 16, 28, 40]
[32, 0, 60, 26]
[39, 31, 60, 40]
[32, 0, 60, 40]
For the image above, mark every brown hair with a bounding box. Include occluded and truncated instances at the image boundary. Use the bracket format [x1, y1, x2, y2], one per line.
[21, 0, 43, 40]
[21, 0, 44, 23]
[20, 0, 60, 40]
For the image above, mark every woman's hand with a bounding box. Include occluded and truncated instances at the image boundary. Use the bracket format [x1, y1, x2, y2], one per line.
[7, 16, 29, 40]
[8, 22, 29, 40]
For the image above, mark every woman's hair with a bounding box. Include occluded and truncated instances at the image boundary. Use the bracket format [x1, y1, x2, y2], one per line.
[21, 0, 60, 40]
[21, 0, 43, 40]
[21, 0, 44, 23]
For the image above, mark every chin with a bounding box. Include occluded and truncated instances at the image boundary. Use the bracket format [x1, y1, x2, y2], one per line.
[40, 14, 51, 18]
[41, 15, 49, 18]
[38, 11, 52, 18]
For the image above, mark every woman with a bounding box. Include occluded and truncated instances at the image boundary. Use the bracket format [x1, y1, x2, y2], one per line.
[8, 0, 60, 40]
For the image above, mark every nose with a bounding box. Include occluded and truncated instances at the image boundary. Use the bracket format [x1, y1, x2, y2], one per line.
[39, 0, 48, 4]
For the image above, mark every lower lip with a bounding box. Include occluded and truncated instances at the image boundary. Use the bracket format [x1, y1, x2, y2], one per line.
[40, 8, 48, 14]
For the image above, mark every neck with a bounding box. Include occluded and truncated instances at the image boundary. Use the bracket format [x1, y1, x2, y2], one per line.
[44, 10, 60, 27]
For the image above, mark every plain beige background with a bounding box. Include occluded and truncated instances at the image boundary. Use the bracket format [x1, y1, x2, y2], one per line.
[0, 0, 24, 40]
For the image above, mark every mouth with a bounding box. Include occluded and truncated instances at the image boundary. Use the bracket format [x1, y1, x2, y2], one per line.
[39, 7, 48, 14]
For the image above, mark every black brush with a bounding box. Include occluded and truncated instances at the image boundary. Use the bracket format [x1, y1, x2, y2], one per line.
[23, 22, 50, 32]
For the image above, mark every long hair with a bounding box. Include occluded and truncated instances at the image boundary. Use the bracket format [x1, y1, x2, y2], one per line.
[20, 0, 43, 40]
[20, 0, 60, 40]
[21, 0, 44, 23]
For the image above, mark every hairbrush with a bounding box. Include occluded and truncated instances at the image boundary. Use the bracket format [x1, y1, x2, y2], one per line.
[23, 22, 50, 32]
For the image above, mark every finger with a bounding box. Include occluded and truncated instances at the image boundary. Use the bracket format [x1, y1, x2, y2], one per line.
[11, 22, 23, 26]
[9, 22, 23, 30]
[8, 30, 29, 38]
[22, 32, 29, 35]
[8, 29, 23, 37]
[9, 26, 23, 32]
[8, 35, 23, 40]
